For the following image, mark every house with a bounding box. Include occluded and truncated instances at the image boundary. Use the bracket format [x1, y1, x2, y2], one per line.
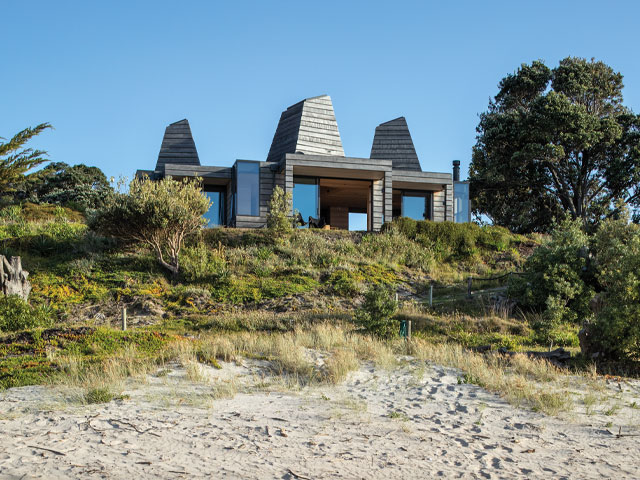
[137, 95, 470, 231]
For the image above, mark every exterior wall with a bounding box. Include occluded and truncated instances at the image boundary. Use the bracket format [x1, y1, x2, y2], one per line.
[372, 178, 384, 231]
[383, 171, 393, 225]
[444, 182, 454, 221]
[233, 161, 277, 229]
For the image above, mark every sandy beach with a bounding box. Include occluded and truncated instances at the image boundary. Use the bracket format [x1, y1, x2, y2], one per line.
[1, 358, 639, 479]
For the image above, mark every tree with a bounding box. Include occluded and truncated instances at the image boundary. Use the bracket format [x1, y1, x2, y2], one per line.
[0, 123, 52, 194]
[12, 162, 113, 211]
[91, 176, 210, 276]
[470, 58, 640, 233]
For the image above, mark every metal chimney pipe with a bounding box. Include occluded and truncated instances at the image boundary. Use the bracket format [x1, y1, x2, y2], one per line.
[453, 160, 461, 182]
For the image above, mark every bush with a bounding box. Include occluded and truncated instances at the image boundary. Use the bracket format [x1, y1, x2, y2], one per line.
[587, 216, 640, 360]
[328, 269, 361, 297]
[266, 186, 294, 236]
[0, 295, 53, 332]
[91, 177, 210, 276]
[180, 241, 228, 283]
[354, 283, 399, 338]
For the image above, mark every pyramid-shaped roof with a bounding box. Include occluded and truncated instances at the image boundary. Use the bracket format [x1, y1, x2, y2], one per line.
[266, 95, 344, 162]
[370, 117, 421, 171]
[155, 119, 200, 171]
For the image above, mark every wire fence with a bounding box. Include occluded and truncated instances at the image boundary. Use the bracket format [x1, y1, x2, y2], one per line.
[425, 271, 527, 307]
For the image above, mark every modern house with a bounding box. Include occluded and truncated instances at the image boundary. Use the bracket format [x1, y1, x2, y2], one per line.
[138, 95, 470, 231]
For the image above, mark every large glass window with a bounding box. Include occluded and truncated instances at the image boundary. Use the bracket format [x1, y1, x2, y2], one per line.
[293, 176, 318, 225]
[235, 161, 260, 216]
[402, 192, 431, 221]
[454, 182, 470, 223]
[203, 187, 225, 227]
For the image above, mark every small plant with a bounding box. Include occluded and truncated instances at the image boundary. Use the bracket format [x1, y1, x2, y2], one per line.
[266, 186, 294, 236]
[354, 283, 399, 338]
[0, 295, 53, 332]
[85, 387, 115, 404]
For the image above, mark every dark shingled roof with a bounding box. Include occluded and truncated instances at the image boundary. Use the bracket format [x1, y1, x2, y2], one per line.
[370, 117, 421, 171]
[155, 119, 200, 171]
[266, 95, 344, 162]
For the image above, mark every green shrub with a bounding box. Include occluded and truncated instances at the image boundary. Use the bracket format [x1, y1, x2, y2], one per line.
[180, 241, 228, 283]
[266, 186, 294, 236]
[0, 295, 53, 332]
[328, 269, 361, 297]
[354, 283, 399, 338]
[510, 219, 594, 346]
[588, 216, 640, 360]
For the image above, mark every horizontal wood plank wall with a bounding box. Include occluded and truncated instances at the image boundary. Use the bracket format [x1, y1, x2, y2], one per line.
[372, 178, 384, 231]
[445, 182, 454, 221]
[384, 171, 393, 225]
[432, 190, 445, 222]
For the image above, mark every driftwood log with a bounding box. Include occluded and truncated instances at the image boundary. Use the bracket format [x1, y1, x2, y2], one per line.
[0, 255, 31, 300]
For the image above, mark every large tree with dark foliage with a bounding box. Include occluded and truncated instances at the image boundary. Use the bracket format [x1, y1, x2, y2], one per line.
[470, 57, 640, 233]
[14, 162, 113, 211]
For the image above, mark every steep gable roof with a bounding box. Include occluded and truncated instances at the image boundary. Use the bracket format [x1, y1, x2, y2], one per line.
[155, 119, 200, 171]
[266, 95, 344, 162]
[370, 117, 421, 171]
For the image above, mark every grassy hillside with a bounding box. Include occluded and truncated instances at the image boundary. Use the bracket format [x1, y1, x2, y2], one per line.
[1, 204, 558, 392]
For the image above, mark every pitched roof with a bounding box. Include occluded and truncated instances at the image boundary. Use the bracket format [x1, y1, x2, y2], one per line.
[155, 119, 200, 171]
[370, 117, 421, 171]
[266, 95, 344, 162]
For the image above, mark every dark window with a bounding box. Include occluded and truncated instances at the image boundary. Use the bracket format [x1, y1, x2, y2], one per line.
[235, 161, 260, 216]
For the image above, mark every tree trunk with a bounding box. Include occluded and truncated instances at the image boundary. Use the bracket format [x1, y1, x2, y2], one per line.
[0, 255, 31, 300]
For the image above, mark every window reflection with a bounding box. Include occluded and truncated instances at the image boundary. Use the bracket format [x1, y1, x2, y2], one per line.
[203, 189, 225, 227]
[402, 192, 430, 221]
[236, 161, 260, 216]
[454, 182, 470, 223]
[293, 176, 318, 226]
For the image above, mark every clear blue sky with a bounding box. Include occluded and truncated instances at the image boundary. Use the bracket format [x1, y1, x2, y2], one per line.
[3, 0, 640, 183]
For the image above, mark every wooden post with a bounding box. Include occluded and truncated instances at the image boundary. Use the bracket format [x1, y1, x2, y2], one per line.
[121, 307, 127, 331]
[467, 277, 473, 299]
[429, 282, 433, 307]
[407, 320, 411, 340]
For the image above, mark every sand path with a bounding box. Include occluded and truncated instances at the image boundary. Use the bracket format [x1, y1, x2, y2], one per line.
[1, 361, 639, 479]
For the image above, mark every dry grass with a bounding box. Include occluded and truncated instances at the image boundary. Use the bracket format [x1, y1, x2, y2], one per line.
[400, 339, 573, 415]
[49, 321, 589, 416]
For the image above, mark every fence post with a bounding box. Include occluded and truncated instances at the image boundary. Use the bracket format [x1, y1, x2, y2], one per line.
[467, 277, 473, 299]
[407, 320, 411, 340]
[121, 307, 127, 331]
[429, 282, 433, 308]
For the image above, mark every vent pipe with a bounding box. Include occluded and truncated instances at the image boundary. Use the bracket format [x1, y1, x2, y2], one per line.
[452, 160, 461, 182]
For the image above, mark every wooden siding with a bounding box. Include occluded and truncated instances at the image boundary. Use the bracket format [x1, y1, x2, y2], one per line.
[370, 117, 421, 172]
[384, 171, 393, 225]
[266, 95, 344, 162]
[155, 119, 200, 171]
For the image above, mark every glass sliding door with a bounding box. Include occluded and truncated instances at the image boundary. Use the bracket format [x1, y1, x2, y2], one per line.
[203, 186, 225, 227]
[401, 191, 432, 221]
[293, 176, 318, 226]
[235, 161, 260, 216]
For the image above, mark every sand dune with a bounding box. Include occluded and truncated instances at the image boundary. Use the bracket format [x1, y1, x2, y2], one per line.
[1, 359, 639, 479]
